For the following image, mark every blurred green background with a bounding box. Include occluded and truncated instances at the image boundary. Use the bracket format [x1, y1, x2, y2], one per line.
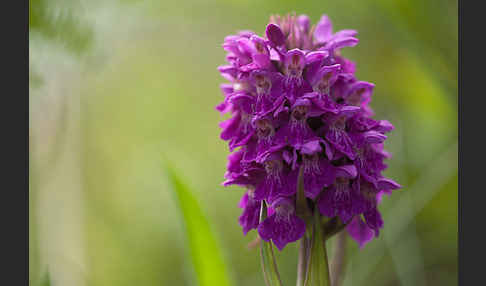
[29, 0, 457, 285]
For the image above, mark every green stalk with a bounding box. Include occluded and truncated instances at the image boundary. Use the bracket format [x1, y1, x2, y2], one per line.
[259, 202, 284, 286]
[296, 232, 310, 286]
[296, 166, 312, 286]
[304, 208, 331, 286]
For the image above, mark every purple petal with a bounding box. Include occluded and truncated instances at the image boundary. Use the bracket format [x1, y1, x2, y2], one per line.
[364, 208, 384, 233]
[238, 191, 249, 208]
[326, 37, 359, 50]
[321, 139, 334, 160]
[363, 131, 387, 144]
[335, 165, 357, 178]
[239, 192, 262, 235]
[375, 120, 394, 133]
[297, 15, 310, 33]
[377, 178, 402, 191]
[218, 65, 238, 81]
[300, 140, 322, 155]
[314, 15, 333, 43]
[333, 29, 358, 38]
[305, 51, 329, 64]
[346, 216, 374, 248]
[266, 23, 286, 47]
[257, 212, 306, 251]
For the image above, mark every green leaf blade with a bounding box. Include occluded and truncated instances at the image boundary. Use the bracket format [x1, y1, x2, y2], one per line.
[165, 163, 233, 286]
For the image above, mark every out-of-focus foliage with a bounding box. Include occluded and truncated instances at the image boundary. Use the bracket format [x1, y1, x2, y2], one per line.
[166, 163, 233, 286]
[29, 0, 92, 56]
[29, 0, 457, 286]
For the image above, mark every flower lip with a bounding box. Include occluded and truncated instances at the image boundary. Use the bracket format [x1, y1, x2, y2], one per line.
[311, 64, 341, 93]
[346, 81, 374, 106]
[250, 35, 269, 54]
[291, 105, 308, 121]
[264, 158, 284, 174]
[290, 98, 311, 120]
[284, 49, 306, 77]
[254, 118, 275, 139]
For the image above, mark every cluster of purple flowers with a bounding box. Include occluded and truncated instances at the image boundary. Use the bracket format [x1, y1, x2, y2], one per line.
[217, 14, 401, 250]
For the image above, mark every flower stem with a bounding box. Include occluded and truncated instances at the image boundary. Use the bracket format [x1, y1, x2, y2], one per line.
[321, 230, 331, 286]
[330, 231, 347, 286]
[303, 208, 331, 286]
[296, 166, 312, 286]
[296, 235, 309, 286]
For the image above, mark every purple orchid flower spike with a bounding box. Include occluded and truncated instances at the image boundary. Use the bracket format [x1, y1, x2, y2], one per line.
[258, 197, 306, 251]
[217, 13, 400, 258]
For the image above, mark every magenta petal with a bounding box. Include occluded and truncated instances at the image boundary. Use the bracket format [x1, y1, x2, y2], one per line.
[333, 29, 358, 38]
[314, 14, 333, 43]
[238, 192, 249, 208]
[297, 15, 310, 33]
[364, 208, 384, 232]
[266, 23, 286, 47]
[238, 192, 262, 235]
[377, 178, 402, 191]
[335, 165, 357, 178]
[375, 120, 394, 133]
[321, 139, 334, 160]
[300, 140, 322, 155]
[346, 216, 374, 248]
[305, 51, 329, 64]
[363, 131, 387, 144]
[257, 212, 306, 251]
[326, 37, 359, 50]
